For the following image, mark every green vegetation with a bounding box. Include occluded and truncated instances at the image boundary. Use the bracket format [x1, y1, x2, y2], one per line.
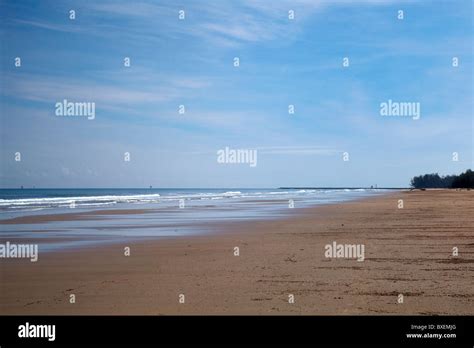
[410, 169, 473, 189]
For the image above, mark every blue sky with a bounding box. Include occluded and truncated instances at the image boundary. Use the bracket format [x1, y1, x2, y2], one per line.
[0, 0, 472, 188]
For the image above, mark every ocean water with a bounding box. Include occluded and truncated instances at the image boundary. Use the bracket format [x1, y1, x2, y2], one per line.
[0, 188, 389, 252]
[0, 188, 387, 213]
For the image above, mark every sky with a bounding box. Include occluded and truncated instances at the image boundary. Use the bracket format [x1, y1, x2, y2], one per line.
[0, 0, 472, 188]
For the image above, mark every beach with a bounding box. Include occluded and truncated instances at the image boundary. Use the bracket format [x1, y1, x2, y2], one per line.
[0, 189, 473, 315]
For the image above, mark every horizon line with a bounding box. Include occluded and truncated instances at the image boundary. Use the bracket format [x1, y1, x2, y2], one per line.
[0, 186, 410, 190]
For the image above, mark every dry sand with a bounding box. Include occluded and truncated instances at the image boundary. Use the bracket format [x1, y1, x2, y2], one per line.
[1, 190, 473, 315]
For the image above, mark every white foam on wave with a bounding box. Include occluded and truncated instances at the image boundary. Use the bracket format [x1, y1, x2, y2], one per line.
[222, 191, 242, 197]
[0, 188, 376, 211]
[0, 194, 162, 209]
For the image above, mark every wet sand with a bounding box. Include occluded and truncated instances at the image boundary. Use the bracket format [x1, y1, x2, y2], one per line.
[0, 190, 473, 315]
[0, 208, 155, 225]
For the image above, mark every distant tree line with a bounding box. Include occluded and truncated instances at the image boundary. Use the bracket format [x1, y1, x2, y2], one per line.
[410, 169, 473, 189]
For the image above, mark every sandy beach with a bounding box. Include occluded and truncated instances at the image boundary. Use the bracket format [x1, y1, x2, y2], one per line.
[1, 190, 473, 315]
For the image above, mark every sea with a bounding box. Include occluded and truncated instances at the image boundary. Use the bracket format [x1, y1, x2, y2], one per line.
[0, 188, 390, 252]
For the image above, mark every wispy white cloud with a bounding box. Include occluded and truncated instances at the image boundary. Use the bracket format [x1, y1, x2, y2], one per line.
[2, 70, 212, 113]
[12, 19, 84, 33]
[9, 0, 409, 48]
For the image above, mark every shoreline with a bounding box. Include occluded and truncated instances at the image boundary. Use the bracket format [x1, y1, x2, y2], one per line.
[0, 190, 473, 315]
[0, 190, 392, 253]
